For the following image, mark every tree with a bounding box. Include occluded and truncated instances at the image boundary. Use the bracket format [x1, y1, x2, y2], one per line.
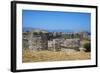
[83, 42, 91, 52]
[33, 32, 38, 35]
[39, 31, 43, 35]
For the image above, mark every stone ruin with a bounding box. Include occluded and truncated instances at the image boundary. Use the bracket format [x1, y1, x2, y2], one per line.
[23, 31, 48, 51]
[22, 31, 85, 52]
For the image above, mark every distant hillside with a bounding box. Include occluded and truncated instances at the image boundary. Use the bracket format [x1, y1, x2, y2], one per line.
[23, 27, 48, 33]
[23, 27, 35, 32]
[32, 29, 48, 33]
[23, 27, 90, 34]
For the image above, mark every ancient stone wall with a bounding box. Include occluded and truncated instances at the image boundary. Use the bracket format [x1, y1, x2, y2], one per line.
[22, 31, 90, 52]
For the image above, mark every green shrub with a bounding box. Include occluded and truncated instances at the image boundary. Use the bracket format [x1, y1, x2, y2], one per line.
[83, 42, 91, 52]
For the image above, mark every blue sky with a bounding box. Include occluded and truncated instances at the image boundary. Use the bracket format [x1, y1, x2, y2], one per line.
[22, 10, 91, 32]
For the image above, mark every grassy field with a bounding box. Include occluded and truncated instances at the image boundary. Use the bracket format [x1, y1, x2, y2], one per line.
[22, 49, 91, 63]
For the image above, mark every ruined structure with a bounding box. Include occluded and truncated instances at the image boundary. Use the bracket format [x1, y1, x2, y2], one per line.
[48, 39, 61, 51]
[23, 30, 90, 52]
[23, 30, 48, 51]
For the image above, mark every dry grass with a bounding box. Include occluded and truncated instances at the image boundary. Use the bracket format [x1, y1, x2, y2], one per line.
[22, 49, 91, 63]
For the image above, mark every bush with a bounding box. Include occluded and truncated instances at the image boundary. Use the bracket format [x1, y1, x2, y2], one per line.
[83, 42, 91, 52]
